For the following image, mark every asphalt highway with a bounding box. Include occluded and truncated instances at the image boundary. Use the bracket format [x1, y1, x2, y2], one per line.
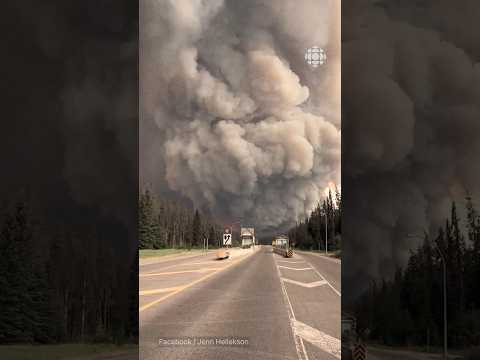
[139, 246, 341, 360]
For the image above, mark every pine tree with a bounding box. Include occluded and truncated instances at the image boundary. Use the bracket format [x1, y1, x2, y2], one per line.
[466, 196, 480, 308]
[191, 210, 201, 249]
[208, 226, 216, 248]
[0, 202, 53, 343]
[139, 189, 159, 249]
[448, 203, 466, 317]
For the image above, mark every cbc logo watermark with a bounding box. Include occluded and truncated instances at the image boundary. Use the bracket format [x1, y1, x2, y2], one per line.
[305, 46, 326, 68]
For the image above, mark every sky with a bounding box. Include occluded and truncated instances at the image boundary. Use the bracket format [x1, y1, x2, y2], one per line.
[140, 0, 341, 234]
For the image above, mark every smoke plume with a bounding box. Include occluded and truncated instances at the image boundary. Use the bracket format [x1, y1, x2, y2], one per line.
[141, 0, 340, 231]
[343, 0, 480, 296]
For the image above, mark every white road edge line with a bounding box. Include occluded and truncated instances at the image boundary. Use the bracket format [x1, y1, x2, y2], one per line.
[293, 319, 341, 359]
[303, 259, 341, 297]
[273, 256, 310, 360]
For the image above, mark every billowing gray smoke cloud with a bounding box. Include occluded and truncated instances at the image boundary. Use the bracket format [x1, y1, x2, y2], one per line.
[141, 0, 340, 230]
[343, 0, 480, 296]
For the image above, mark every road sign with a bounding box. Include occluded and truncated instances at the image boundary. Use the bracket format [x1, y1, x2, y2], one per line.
[223, 233, 232, 246]
[353, 342, 366, 360]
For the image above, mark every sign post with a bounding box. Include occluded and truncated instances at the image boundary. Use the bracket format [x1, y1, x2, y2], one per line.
[353, 341, 366, 360]
[223, 227, 232, 247]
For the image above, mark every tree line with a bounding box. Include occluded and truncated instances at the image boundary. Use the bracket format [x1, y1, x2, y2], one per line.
[139, 189, 224, 249]
[288, 188, 342, 252]
[0, 201, 137, 344]
[354, 197, 480, 348]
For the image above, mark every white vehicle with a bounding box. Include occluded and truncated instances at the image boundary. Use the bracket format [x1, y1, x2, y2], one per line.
[240, 227, 255, 248]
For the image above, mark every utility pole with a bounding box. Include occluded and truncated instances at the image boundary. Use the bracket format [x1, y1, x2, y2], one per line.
[325, 212, 328, 255]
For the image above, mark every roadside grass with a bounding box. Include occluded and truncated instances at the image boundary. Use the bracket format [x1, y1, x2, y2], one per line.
[0, 343, 137, 360]
[299, 249, 341, 258]
[139, 247, 218, 259]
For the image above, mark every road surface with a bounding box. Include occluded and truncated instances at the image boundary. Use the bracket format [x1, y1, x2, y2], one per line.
[139, 246, 341, 360]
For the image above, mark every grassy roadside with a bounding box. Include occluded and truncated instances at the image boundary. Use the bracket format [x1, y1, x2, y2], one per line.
[0, 344, 137, 360]
[297, 249, 341, 259]
[139, 247, 218, 259]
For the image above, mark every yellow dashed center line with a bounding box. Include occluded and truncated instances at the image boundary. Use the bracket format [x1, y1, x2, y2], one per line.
[139, 254, 253, 312]
[139, 286, 183, 296]
[139, 268, 221, 277]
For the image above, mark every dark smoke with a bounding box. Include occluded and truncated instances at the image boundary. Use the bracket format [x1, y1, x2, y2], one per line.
[343, 0, 480, 297]
[1, 0, 137, 235]
[141, 0, 341, 232]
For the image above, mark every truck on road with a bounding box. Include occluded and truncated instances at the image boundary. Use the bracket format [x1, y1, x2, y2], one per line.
[273, 235, 293, 257]
[241, 227, 255, 248]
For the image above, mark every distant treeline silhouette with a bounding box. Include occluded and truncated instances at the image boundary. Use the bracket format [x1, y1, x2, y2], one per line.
[355, 197, 480, 348]
[139, 189, 224, 249]
[288, 188, 342, 252]
[0, 201, 137, 344]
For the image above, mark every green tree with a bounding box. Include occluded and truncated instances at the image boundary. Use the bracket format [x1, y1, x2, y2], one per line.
[191, 209, 201, 249]
[139, 190, 160, 249]
[0, 202, 53, 343]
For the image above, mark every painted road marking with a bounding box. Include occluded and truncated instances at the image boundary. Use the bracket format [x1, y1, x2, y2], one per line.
[139, 286, 183, 296]
[140, 257, 218, 274]
[278, 266, 313, 271]
[293, 319, 341, 359]
[276, 253, 341, 296]
[281, 278, 328, 288]
[274, 256, 309, 360]
[178, 261, 219, 266]
[303, 260, 341, 297]
[139, 252, 255, 313]
[139, 268, 221, 277]
[274, 253, 341, 359]
[277, 260, 306, 264]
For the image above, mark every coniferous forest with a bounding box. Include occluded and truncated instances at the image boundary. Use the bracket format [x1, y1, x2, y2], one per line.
[0, 201, 137, 344]
[139, 189, 224, 250]
[288, 188, 342, 252]
[1, 0, 138, 348]
[354, 197, 480, 349]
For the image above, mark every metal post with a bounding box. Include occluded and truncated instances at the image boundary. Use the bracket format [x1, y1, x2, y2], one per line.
[325, 213, 328, 255]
